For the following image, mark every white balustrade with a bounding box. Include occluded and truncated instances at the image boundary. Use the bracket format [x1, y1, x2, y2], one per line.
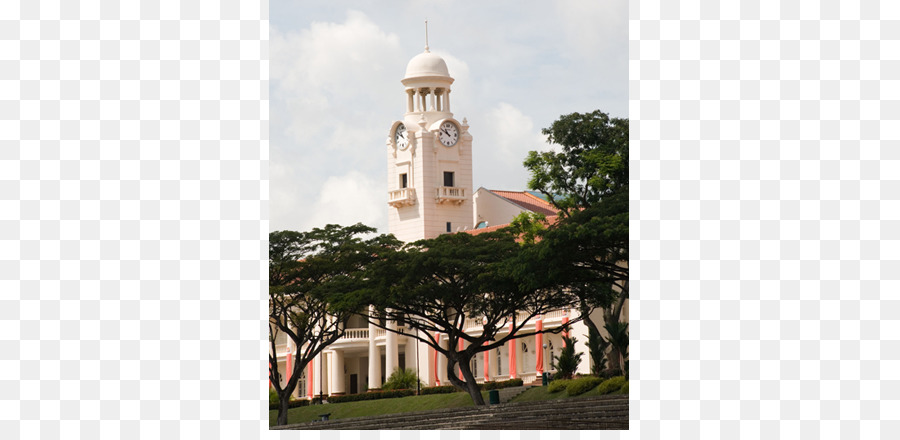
[435, 186, 466, 204]
[388, 188, 417, 207]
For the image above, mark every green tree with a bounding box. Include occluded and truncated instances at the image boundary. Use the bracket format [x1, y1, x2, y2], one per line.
[551, 336, 583, 380]
[382, 367, 423, 391]
[524, 109, 629, 373]
[585, 326, 609, 376]
[363, 229, 572, 406]
[604, 321, 629, 372]
[268, 224, 400, 426]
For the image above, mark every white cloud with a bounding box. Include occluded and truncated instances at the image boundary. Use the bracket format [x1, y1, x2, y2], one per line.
[268, 2, 627, 233]
[307, 171, 387, 233]
[270, 10, 404, 151]
[473, 102, 551, 191]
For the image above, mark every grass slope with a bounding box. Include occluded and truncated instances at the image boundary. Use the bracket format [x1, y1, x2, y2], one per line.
[269, 383, 629, 427]
[510, 382, 627, 403]
[269, 391, 487, 426]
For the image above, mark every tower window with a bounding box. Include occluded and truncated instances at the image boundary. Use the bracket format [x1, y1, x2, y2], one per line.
[446, 222, 451, 233]
[400, 173, 408, 189]
[443, 171, 455, 187]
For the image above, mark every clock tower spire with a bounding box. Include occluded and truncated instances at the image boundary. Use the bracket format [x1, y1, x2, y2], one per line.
[385, 42, 473, 243]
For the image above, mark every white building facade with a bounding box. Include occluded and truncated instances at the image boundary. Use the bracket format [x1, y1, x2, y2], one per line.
[271, 47, 626, 397]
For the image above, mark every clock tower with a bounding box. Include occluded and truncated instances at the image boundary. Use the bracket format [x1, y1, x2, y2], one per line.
[386, 44, 473, 243]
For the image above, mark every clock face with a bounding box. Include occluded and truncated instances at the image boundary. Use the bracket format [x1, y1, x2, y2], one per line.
[394, 123, 409, 150]
[438, 121, 459, 147]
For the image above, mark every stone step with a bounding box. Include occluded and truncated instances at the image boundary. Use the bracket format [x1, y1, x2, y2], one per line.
[275, 395, 630, 430]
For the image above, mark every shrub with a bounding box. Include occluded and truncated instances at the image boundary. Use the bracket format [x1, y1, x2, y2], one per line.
[596, 376, 627, 395]
[420, 385, 461, 395]
[551, 336, 583, 380]
[383, 368, 422, 391]
[601, 368, 623, 379]
[566, 376, 603, 396]
[547, 379, 570, 393]
[328, 389, 414, 404]
[616, 382, 629, 394]
[586, 326, 609, 377]
[481, 378, 523, 390]
[268, 398, 311, 411]
[269, 387, 279, 406]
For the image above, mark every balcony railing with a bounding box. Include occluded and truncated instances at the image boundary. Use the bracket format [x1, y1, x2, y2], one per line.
[341, 328, 368, 340]
[435, 186, 466, 204]
[542, 309, 569, 320]
[388, 188, 417, 207]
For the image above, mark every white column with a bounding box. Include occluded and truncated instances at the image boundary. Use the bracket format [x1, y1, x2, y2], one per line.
[331, 350, 345, 394]
[367, 307, 382, 389]
[406, 89, 415, 113]
[444, 89, 450, 113]
[438, 334, 449, 384]
[418, 89, 428, 112]
[429, 90, 436, 111]
[312, 353, 322, 397]
[386, 315, 399, 378]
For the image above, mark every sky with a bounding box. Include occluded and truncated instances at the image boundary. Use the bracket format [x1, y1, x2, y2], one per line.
[269, 0, 628, 234]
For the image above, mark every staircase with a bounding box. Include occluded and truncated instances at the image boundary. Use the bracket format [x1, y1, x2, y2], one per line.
[272, 394, 629, 430]
[496, 385, 528, 403]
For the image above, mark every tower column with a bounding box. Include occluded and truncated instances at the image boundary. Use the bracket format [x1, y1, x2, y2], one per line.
[429, 89, 436, 111]
[406, 89, 415, 113]
[434, 88, 443, 111]
[368, 306, 382, 389]
[444, 89, 450, 112]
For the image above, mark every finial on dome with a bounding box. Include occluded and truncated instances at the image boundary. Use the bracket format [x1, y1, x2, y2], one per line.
[424, 19, 430, 52]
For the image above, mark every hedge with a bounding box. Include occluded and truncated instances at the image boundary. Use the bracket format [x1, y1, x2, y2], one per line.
[420, 385, 462, 395]
[480, 378, 524, 391]
[596, 376, 627, 395]
[268, 398, 311, 411]
[328, 389, 415, 404]
[601, 369, 623, 379]
[566, 376, 603, 396]
[547, 379, 570, 393]
[616, 382, 629, 394]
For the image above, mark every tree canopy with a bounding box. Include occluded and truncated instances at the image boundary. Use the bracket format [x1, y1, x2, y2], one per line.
[268, 224, 401, 425]
[363, 229, 572, 405]
[524, 109, 629, 373]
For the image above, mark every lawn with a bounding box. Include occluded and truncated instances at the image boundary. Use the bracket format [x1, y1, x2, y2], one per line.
[269, 391, 488, 426]
[269, 382, 628, 427]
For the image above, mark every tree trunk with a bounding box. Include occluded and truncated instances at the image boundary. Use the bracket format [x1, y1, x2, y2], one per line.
[446, 355, 485, 406]
[276, 391, 290, 426]
[603, 291, 628, 374]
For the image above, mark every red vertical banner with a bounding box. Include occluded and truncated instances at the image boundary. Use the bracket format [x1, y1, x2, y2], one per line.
[307, 357, 314, 399]
[508, 321, 517, 379]
[535, 317, 544, 375]
[562, 313, 570, 346]
[433, 332, 440, 386]
[458, 338, 464, 380]
[286, 353, 293, 382]
[483, 341, 490, 382]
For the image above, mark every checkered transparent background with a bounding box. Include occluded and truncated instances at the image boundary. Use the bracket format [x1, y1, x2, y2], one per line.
[1, 1, 897, 439]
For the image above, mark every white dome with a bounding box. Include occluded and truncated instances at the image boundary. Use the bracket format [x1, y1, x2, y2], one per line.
[404, 51, 451, 79]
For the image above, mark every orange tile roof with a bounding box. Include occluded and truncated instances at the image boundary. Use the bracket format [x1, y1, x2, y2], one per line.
[464, 215, 559, 237]
[488, 190, 559, 216]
